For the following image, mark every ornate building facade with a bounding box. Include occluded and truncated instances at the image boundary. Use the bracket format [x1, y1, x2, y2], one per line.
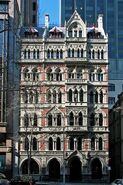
[18, 11, 109, 182]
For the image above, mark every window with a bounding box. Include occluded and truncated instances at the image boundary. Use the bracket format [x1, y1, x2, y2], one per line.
[24, 113, 29, 127]
[95, 91, 98, 103]
[56, 137, 61, 150]
[49, 137, 53, 150]
[70, 137, 74, 150]
[32, 15, 36, 24]
[69, 112, 74, 126]
[25, 137, 29, 150]
[80, 89, 83, 102]
[68, 89, 72, 102]
[108, 83, 115, 91]
[78, 112, 83, 126]
[57, 114, 61, 126]
[108, 97, 115, 105]
[48, 114, 52, 126]
[100, 91, 103, 103]
[91, 137, 95, 150]
[33, 2, 36, 11]
[32, 138, 37, 150]
[99, 137, 103, 150]
[90, 113, 95, 126]
[77, 137, 82, 150]
[99, 113, 103, 126]
[90, 91, 94, 104]
[34, 113, 37, 126]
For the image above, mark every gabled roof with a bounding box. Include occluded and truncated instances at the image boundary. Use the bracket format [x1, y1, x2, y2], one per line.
[49, 26, 63, 33]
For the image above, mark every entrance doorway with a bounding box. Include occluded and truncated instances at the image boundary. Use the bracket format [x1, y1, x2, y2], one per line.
[69, 156, 81, 182]
[91, 158, 102, 179]
[48, 158, 60, 181]
[21, 158, 39, 174]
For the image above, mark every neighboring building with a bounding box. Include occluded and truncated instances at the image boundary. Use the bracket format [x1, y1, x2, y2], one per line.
[0, 0, 21, 178]
[0, 0, 12, 178]
[109, 92, 123, 181]
[18, 11, 109, 183]
[21, 0, 38, 26]
[60, 0, 123, 109]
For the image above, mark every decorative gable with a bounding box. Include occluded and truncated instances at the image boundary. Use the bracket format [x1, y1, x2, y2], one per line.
[66, 10, 86, 38]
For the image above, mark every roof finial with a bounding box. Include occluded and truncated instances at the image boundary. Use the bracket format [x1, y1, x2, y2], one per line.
[74, 0, 77, 11]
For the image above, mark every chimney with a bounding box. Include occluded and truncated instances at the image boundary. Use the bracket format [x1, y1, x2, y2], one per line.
[97, 14, 103, 30]
[45, 14, 49, 28]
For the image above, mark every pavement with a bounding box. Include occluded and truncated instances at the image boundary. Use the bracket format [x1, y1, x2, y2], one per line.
[35, 182, 110, 185]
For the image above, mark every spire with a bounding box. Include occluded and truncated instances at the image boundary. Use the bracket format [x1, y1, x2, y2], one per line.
[74, 0, 77, 11]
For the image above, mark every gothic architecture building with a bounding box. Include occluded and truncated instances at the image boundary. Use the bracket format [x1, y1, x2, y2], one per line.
[18, 11, 109, 182]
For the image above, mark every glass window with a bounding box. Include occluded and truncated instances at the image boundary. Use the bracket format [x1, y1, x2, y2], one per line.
[108, 83, 115, 91]
[108, 97, 115, 105]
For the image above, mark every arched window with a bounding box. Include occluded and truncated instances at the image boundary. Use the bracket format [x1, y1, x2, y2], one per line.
[23, 90, 28, 103]
[79, 30, 82, 37]
[24, 49, 27, 59]
[90, 91, 93, 104]
[47, 68, 53, 81]
[25, 137, 29, 150]
[48, 114, 52, 126]
[90, 113, 95, 126]
[56, 137, 61, 150]
[99, 137, 103, 150]
[49, 137, 53, 150]
[23, 68, 29, 80]
[33, 49, 36, 59]
[60, 50, 63, 59]
[91, 137, 95, 150]
[97, 69, 103, 81]
[99, 113, 103, 126]
[68, 48, 71, 58]
[57, 114, 61, 126]
[37, 49, 39, 59]
[101, 50, 104, 59]
[58, 91, 62, 103]
[70, 137, 74, 150]
[34, 113, 37, 126]
[92, 50, 95, 59]
[53, 90, 56, 103]
[47, 49, 50, 59]
[28, 49, 30, 59]
[51, 49, 54, 58]
[80, 89, 83, 102]
[68, 89, 72, 102]
[69, 112, 74, 126]
[77, 49, 80, 58]
[81, 49, 83, 58]
[77, 137, 82, 150]
[100, 91, 103, 103]
[88, 49, 91, 59]
[56, 49, 59, 59]
[74, 89, 78, 102]
[35, 91, 38, 104]
[78, 112, 83, 126]
[32, 137, 37, 150]
[24, 113, 29, 127]
[95, 91, 98, 103]
[32, 68, 38, 81]
[47, 91, 51, 103]
[29, 91, 33, 103]
[72, 48, 74, 57]
[97, 50, 100, 59]
[56, 68, 61, 81]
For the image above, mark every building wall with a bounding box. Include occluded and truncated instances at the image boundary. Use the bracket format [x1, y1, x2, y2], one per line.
[18, 11, 109, 183]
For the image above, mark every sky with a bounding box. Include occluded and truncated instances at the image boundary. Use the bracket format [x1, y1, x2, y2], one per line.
[38, 0, 59, 26]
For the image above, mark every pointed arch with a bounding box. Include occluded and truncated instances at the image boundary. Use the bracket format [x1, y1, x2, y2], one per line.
[80, 89, 83, 102]
[69, 112, 74, 126]
[90, 113, 95, 126]
[48, 114, 52, 126]
[77, 137, 82, 150]
[99, 137, 103, 150]
[57, 114, 61, 126]
[24, 113, 29, 127]
[68, 89, 72, 102]
[99, 113, 103, 126]
[56, 137, 61, 150]
[78, 112, 83, 126]
[49, 137, 53, 150]
[91, 137, 95, 150]
[32, 137, 37, 150]
[34, 113, 37, 126]
[70, 137, 74, 150]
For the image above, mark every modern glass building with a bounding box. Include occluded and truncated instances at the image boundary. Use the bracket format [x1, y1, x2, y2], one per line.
[60, 0, 123, 108]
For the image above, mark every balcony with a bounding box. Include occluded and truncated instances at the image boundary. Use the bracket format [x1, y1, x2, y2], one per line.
[66, 78, 87, 84]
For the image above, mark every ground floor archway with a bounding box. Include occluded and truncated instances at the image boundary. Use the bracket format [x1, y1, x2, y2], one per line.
[21, 158, 39, 174]
[91, 158, 102, 179]
[48, 158, 60, 181]
[69, 156, 81, 182]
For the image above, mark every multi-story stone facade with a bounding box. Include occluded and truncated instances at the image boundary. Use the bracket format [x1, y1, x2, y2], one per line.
[18, 11, 109, 182]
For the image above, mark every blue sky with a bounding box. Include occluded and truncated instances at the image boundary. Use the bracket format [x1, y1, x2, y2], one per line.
[38, 0, 59, 26]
